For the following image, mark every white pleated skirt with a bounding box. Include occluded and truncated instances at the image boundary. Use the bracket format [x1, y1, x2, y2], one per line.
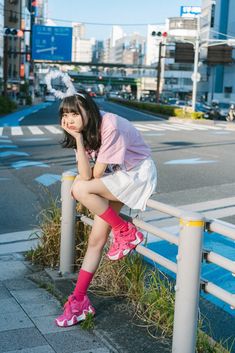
[100, 157, 157, 211]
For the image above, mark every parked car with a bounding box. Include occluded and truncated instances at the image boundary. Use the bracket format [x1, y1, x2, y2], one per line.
[167, 98, 178, 106]
[175, 100, 187, 108]
[195, 103, 211, 113]
[217, 102, 231, 119]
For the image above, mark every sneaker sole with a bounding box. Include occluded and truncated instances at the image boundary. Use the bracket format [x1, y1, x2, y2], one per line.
[107, 231, 144, 261]
[55, 306, 95, 327]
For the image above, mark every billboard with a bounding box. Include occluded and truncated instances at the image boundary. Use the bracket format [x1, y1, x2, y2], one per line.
[32, 25, 72, 61]
[180, 6, 201, 17]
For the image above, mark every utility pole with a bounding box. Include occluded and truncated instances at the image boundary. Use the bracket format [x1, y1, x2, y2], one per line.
[192, 17, 200, 112]
[3, 35, 9, 96]
[156, 41, 163, 103]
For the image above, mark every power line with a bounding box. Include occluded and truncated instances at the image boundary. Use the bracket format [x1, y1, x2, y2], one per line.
[1, 7, 164, 26]
[2, 7, 235, 39]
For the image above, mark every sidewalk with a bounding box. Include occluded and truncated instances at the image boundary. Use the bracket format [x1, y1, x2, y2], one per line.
[0, 252, 112, 353]
[0, 244, 172, 353]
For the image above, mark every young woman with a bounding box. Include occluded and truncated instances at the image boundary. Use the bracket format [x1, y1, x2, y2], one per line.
[55, 92, 157, 327]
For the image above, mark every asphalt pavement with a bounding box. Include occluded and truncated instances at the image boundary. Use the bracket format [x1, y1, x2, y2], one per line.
[0, 101, 234, 352]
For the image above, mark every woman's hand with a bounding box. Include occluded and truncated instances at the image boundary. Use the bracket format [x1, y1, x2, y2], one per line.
[61, 117, 82, 140]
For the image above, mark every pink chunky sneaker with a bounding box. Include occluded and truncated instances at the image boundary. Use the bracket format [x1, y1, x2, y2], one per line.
[107, 222, 144, 261]
[55, 294, 95, 327]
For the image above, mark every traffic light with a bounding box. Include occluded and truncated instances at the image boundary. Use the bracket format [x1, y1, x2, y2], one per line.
[4, 28, 24, 37]
[152, 31, 168, 38]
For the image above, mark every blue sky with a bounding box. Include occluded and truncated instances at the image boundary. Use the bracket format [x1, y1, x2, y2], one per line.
[47, 0, 202, 40]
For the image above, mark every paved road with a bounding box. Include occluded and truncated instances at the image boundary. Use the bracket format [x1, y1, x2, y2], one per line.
[0, 99, 234, 346]
[1, 98, 235, 233]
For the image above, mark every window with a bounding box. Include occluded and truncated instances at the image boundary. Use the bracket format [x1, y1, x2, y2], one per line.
[224, 86, 232, 93]
[183, 78, 192, 86]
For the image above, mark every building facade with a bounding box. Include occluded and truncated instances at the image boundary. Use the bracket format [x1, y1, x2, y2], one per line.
[114, 33, 145, 65]
[163, 17, 198, 100]
[0, 0, 3, 91]
[199, 0, 235, 103]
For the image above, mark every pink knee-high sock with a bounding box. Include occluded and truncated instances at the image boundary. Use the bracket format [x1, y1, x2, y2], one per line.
[99, 206, 128, 231]
[73, 269, 94, 301]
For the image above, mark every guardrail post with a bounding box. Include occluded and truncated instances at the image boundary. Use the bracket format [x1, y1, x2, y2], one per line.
[59, 171, 76, 275]
[172, 212, 204, 353]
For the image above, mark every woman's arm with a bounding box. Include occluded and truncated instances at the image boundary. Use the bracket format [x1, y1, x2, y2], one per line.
[61, 117, 92, 180]
[75, 134, 92, 180]
[93, 161, 108, 178]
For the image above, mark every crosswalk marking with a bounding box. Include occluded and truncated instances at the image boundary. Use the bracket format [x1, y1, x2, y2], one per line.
[146, 123, 173, 131]
[44, 126, 62, 134]
[169, 124, 195, 131]
[0, 122, 234, 137]
[133, 124, 151, 131]
[28, 126, 44, 135]
[134, 124, 165, 131]
[11, 127, 23, 135]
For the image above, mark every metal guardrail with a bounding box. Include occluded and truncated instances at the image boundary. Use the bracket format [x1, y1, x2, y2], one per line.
[59, 171, 235, 353]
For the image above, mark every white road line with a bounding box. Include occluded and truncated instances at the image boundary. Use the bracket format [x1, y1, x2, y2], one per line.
[185, 124, 209, 130]
[202, 206, 235, 220]
[133, 124, 151, 131]
[180, 196, 235, 213]
[170, 124, 195, 131]
[44, 126, 62, 134]
[184, 123, 221, 131]
[142, 196, 235, 229]
[0, 127, 3, 136]
[155, 123, 180, 131]
[11, 127, 23, 135]
[144, 124, 166, 131]
[28, 126, 44, 135]
[189, 124, 221, 130]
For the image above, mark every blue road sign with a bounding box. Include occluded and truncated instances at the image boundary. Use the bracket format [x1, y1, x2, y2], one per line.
[180, 6, 201, 17]
[32, 25, 72, 61]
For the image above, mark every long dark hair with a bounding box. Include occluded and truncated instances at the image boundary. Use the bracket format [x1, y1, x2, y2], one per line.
[59, 92, 102, 151]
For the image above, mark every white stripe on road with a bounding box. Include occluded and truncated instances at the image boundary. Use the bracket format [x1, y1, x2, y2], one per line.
[180, 196, 235, 213]
[11, 127, 23, 135]
[28, 126, 44, 135]
[170, 124, 195, 131]
[44, 126, 62, 134]
[153, 123, 179, 131]
[142, 196, 235, 227]
[133, 124, 151, 131]
[141, 124, 166, 131]
[0, 128, 3, 136]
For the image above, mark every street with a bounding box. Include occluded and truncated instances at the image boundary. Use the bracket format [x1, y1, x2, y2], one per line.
[1, 99, 235, 234]
[0, 99, 235, 341]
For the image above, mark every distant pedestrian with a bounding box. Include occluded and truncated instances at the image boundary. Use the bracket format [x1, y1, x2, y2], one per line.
[54, 91, 157, 327]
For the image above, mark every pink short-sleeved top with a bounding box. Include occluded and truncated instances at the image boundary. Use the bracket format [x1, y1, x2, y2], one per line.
[95, 111, 151, 171]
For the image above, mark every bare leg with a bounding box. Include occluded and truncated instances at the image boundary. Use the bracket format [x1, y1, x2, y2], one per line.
[81, 200, 123, 273]
[71, 178, 121, 215]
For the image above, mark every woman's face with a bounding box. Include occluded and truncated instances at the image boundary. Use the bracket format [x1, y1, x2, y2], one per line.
[61, 112, 87, 133]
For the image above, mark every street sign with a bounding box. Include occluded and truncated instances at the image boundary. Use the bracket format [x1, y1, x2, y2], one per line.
[32, 25, 72, 61]
[180, 6, 201, 17]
